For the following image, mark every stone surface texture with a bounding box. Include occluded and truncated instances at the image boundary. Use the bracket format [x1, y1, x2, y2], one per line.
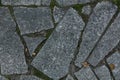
[14, 7, 54, 35]
[75, 1, 117, 67]
[32, 8, 85, 79]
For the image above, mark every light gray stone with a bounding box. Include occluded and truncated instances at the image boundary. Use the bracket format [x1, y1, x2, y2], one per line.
[66, 75, 74, 80]
[75, 67, 97, 80]
[94, 65, 111, 80]
[107, 52, 120, 80]
[82, 5, 91, 15]
[23, 36, 46, 56]
[1, 0, 51, 6]
[0, 7, 28, 75]
[75, 1, 117, 67]
[53, 6, 67, 23]
[0, 75, 8, 80]
[32, 8, 85, 79]
[88, 13, 120, 66]
[14, 7, 54, 35]
[20, 75, 42, 80]
[78, 0, 94, 4]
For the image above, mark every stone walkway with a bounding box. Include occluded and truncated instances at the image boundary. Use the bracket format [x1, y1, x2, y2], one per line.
[0, 0, 120, 80]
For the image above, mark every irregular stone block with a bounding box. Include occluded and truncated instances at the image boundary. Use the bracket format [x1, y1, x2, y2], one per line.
[23, 36, 46, 56]
[82, 5, 91, 15]
[75, 67, 97, 80]
[75, 1, 117, 67]
[1, 0, 51, 6]
[107, 52, 120, 80]
[94, 65, 111, 80]
[53, 6, 67, 23]
[88, 13, 120, 66]
[32, 8, 85, 79]
[20, 75, 42, 80]
[14, 7, 54, 35]
[0, 7, 28, 75]
[0, 75, 8, 80]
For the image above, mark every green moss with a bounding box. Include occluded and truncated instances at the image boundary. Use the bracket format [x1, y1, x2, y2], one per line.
[32, 67, 53, 80]
[72, 4, 84, 14]
[112, 0, 120, 9]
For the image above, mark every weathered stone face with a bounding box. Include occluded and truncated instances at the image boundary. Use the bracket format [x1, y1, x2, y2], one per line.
[88, 13, 120, 66]
[32, 8, 85, 79]
[75, 67, 97, 80]
[1, 0, 51, 6]
[75, 1, 117, 67]
[0, 7, 28, 75]
[94, 65, 111, 80]
[20, 75, 42, 80]
[14, 7, 54, 35]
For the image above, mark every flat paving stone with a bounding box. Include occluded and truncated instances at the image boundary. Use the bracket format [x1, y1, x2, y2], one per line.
[23, 36, 46, 56]
[1, 0, 51, 6]
[94, 65, 111, 80]
[75, 1, 117, 67]
[14, 7, 54, 35]
[0, 75, 8, 80]
[32, 8, 85, 79]
[88, 13, 120, 66]
[56, 0, 94, 6]
[0, 7, 28, 75]
[107, 52, 120, 80]
[20, 75, 42, 80]
[74, 67, 97, 80]
[82, 5, 91, 15]
[65, 75, 74, 80]
[53, 6, 67, 23]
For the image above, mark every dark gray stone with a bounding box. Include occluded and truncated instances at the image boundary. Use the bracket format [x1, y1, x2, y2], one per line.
[1, 0, 51, 6]
[20, 75, 42, 80]
[75, 67, 97, 80]
[53, 6, 67, 23]
[75, 1, 117, 67]
[14, 7, 54, 35]
[94, 65, 111, 80]
[0, 7, 28, 75]
[32, 8, 85, 79]
[88, 13, 120, 66]
[82, 5, 91, 15]
[0, 75, 8, 80]
[66, 75, 74, 80]
[107, 52, 120, 80]
[23, 36, 46, 56]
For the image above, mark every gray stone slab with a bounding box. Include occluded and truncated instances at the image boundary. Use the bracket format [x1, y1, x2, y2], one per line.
[32, 8, 85, 79]
[74, 67, 97, 80]
[0, 7, 28, 75]
[23, 36, 46, 56]
[53, 6, 67, 23]
[75, 1, 117, 67]
[107, 52, 120, 80]
[66, 75, 74, 80]
[82, 5, 91, 15]
[56, 0, 94, 6]
[0, 75, 8, 80]
[88, 13, 120, 66]
[94, 65, 111, 80]
[14, 7, 54, 35]
[1, 0, 51, 6]
[20, 75, 42, 80]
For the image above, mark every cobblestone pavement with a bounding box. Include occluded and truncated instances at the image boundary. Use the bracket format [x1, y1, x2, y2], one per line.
[0, 0, 120, 80]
